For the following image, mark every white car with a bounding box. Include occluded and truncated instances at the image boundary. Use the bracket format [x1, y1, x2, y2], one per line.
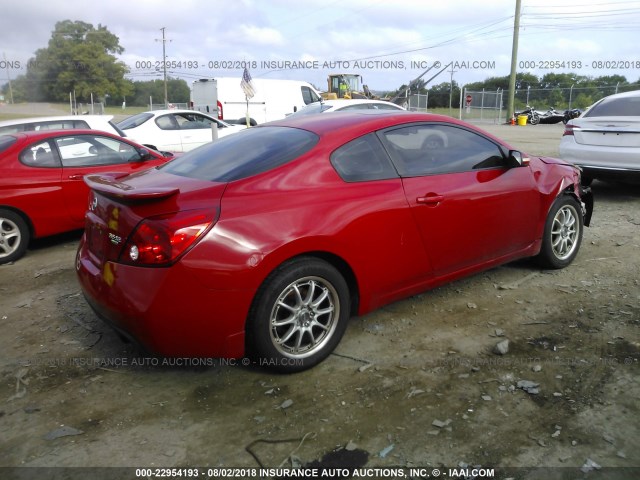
[287, 99, 405, 117]
[559, 89, 640, 184]
[0, 115, 125, 136]
[117, 109, 244, 152]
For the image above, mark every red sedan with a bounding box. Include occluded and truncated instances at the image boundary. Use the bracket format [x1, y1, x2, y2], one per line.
[76, 112, 593, 372]
[0, 130, 174, 264]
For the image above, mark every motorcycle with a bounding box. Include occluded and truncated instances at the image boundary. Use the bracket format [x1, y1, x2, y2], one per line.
[515, 105, 540, 125]
[563, 108, 582, 124]
[537, 107, 565, 125]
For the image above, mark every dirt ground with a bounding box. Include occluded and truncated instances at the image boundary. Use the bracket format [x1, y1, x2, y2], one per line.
[1, 119, 639, 479]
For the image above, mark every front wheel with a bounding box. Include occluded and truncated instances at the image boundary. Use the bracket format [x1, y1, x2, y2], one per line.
[0, 209, 30, 265]
[529, 113, 540, 125]
[536, 196, 583, 269]
[246, 257, 350, 372]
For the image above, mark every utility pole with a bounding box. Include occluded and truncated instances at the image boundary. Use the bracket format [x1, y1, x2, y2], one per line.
[156, 27, 169, 108]
[507, 0, 522, 123]
[3, 52, 14, 104]
[448, 65, 458, 115]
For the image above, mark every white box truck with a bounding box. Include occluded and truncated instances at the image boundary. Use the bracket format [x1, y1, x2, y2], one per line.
[191, 77, 322, 125]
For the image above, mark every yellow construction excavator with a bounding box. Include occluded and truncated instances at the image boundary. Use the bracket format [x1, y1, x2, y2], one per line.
[321, 73, 377, 100]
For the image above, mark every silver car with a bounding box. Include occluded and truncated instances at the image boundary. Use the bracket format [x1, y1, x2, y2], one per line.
[559, 89, 640, 184]
[0, 115, 125, 137]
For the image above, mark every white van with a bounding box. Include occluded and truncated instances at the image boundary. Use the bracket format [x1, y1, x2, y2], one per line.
[191, 77, 322, 125]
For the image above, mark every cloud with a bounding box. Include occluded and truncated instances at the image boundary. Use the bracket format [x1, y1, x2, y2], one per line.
[238, 25, 285, 46]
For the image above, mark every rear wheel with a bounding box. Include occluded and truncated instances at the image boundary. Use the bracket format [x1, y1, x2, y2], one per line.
[536, 196, 583, 269]
[0, 209, 30, 264]
[247, 257, 350, 372]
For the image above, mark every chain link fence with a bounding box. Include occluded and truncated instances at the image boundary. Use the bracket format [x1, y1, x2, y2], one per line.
[460, 89, 505, 124]
[512, 83, 640, 112]
[461, 83, 640, 124]
[407, 93, 429, 112]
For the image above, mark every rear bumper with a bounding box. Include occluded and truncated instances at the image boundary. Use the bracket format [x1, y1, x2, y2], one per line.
[75, 238, 252, 358]
[559, 139, 640, 173]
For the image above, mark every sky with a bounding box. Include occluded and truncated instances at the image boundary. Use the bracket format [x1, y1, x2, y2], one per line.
[1, 0, 640, 94]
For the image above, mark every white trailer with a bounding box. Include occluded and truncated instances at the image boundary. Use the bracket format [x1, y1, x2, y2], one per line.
[191, 77, 321, 125]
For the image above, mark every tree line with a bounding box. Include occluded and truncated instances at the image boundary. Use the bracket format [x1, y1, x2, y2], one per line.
[1, 20, 189, 106]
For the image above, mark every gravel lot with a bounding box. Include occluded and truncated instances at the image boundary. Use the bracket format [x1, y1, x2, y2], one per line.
[1, 119, 638, 479]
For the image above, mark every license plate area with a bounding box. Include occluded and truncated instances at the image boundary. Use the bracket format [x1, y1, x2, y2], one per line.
[85, 213, 109, 264]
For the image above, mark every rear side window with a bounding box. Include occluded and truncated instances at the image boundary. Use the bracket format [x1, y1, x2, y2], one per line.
[331, 133, 398, 182]
[161, 126, 319, 182]
[34, 120, 90, 130]
[19, 140, 61, 167]
[584, 96, 640, 117]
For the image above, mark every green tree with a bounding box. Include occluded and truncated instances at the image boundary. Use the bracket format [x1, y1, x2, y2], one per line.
[7, 20, 132, 103]
[129, 78, 190, 107]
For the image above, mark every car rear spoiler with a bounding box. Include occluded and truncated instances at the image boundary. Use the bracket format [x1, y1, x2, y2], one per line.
[84, 173, 179, 203]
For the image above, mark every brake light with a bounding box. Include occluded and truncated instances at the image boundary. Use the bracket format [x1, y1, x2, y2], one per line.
[217, 100, 223, 120]
[120, 209, 215, 266]
[563, 124, 577, 136]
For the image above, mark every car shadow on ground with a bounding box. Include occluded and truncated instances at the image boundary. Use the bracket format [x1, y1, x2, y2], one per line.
[28, 229, 83, 253]
[590, 179, 640, 200]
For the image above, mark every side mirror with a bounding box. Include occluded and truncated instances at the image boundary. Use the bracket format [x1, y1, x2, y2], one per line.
[509, 150, 530, 167]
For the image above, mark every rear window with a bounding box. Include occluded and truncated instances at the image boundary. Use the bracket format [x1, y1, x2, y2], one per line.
[584, 95, 640, 117]
[0, 135, 17, 153]
[288, 103, 333, 117]
[118, 113, 154, 129]
[160, 126, 319, 182]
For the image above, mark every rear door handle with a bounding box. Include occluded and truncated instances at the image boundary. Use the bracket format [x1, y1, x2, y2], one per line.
[68, 174, 86, 180]
[416, 194, 444, 205]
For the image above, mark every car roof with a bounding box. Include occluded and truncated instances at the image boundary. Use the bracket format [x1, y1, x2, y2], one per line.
[0, 115, 114, 127]
[144, 109, 213, 116]
[318, 99, 402, 107]
[270, 110, 464, 136]
[4, 129, 125, 142]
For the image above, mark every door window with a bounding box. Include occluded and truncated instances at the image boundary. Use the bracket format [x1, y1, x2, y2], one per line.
[301, 86, 321, 105]
[54, 135, 140, 166]
[381, 124, 507, 177]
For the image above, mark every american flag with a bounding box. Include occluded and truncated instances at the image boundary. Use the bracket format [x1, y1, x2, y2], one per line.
[240, 67, 256, 99]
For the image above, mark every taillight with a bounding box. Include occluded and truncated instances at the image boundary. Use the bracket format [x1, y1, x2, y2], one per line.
[563, 123, 577, 136]
[120, 209, 215, 266]
[217, 100, 223, 120]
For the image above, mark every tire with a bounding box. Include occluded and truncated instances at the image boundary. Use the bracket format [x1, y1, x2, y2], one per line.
[246, 257, 351, 372]
[529, 113, 540, 125]
[0, 209, 30, 265]
[536, 196, 583, 269]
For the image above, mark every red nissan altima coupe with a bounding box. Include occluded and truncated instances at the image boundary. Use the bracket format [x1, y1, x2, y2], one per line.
[0, 130, 174, 264]
[76, 112, 593, 372]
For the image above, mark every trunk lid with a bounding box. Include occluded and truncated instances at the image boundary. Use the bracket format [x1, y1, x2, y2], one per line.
[573, 116, 640, 147]
[83, 168, 226, 266]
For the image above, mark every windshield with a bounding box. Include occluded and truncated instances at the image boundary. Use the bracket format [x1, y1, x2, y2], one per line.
[287, 103, 333, 118]
[160, 126, 319, 182]
[118, 113, 154, 129]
